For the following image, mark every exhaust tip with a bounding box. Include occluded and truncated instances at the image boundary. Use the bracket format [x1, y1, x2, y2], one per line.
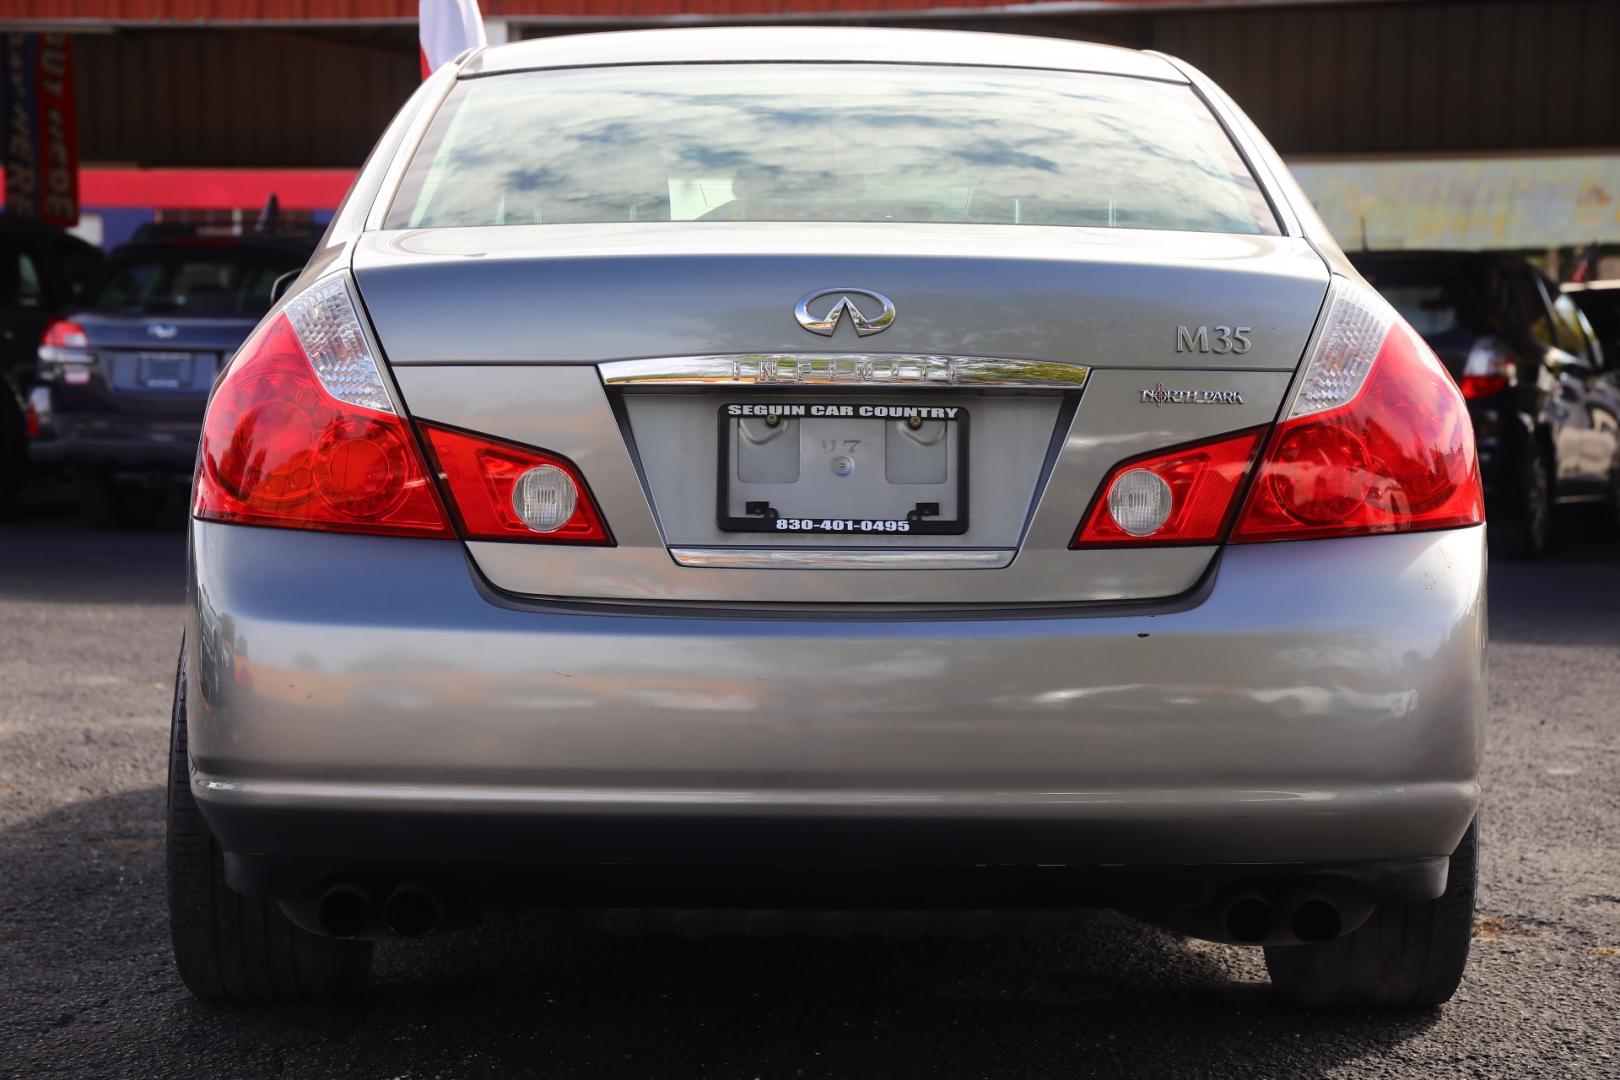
[1225, 896, 1274, 943]
[316, 884, 373, 938]
[384, 883, 442, 938]
[1291, 898, 1342, 943]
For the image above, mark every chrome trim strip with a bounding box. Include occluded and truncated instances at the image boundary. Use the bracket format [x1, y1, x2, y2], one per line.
[669, 547, 1015, 570]
[600, 355, 1090, 390]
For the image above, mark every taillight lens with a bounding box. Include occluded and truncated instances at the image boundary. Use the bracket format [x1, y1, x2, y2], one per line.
[1072, 428, 1264, 547]
[1457, 336, 1517, 400]
[1230, 278, 1483, 543]
[40, 319, 89, 351]
[420, 423, 612, 544]
[39, 318, 94, 383]
[193, 277, 453, 538]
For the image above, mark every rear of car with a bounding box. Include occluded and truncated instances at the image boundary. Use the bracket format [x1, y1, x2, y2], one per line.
[0, 215, 102, 501]
[30, 235, 312, 522]
[167, 29, 1486, 1010]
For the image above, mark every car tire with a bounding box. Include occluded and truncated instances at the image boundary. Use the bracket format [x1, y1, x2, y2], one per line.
[0, 390, 26, 505]
[1264, 819, 1476, 1009]
[167, 638, 373, 1001]
[1592, 455, 1620, 538]
[1490, 440, 1552, 560]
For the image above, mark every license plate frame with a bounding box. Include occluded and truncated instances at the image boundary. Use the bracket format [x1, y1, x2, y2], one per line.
[136, 351, 193, 389]
[716, 401, 970, 536]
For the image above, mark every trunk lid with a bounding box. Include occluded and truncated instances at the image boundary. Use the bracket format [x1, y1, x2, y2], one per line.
[357, 224, 1328, 605]
[75, 312, 255, 389]
[355, 223, 1324, 368]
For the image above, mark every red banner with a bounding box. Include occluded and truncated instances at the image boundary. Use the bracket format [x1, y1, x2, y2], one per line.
[3, 32, 79, 228]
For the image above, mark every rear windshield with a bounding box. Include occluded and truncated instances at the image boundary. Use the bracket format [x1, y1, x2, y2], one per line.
[1375, 279, 1493, 339]
[386, 64, 1279, 235]
[86, 250, 307, 318]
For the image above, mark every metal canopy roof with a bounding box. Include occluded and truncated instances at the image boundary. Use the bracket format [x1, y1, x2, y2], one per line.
[0, 1, 1390, 27]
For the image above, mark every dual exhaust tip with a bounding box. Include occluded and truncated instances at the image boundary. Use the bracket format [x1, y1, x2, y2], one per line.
[1224, 892, 1346, 945]
[313, 879, 448, 939]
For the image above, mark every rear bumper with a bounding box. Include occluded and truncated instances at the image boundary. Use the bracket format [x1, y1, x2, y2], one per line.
[1468, 399, 1527, 504]
[186, 522, 1487, 899]
[26, 385, 202, 472]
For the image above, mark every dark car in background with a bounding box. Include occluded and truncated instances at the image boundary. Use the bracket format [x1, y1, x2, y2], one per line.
[29, 231, 313, 524]
[1564, 279, 1620, 367]
[1352, 251, 1620, 557]
[0, 214, 104, 503]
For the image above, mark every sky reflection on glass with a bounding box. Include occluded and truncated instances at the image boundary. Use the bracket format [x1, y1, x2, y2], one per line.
[388, 64, 1277, 235]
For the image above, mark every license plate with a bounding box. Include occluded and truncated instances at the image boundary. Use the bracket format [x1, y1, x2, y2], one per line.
[137, 352, 193, 389]
[717, 401, 968, 535]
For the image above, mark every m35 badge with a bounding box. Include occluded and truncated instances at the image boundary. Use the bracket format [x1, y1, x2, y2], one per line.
[1176, 324, 1253, 355]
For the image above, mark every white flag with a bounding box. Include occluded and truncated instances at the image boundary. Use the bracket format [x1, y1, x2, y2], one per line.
[419, 0, 487, 79]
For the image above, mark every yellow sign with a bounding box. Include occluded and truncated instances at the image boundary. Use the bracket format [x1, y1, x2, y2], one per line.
[1291, 154, 1620, 251]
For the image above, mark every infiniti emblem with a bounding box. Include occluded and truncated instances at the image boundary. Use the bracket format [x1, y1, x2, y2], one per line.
[794, 288, 895, 337]
[148, 323, 179, 340]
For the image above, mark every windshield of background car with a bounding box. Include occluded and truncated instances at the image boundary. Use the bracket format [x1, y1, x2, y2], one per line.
[85, 250, 305, 318]
[386, 64, 1280, 235]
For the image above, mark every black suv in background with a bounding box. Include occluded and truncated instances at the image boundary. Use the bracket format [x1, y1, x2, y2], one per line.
[0, 214, 104, 503]
[29, 231, 313, 524]
[1352, 251, 1620, 557]
[1564, 279, 1620, 369]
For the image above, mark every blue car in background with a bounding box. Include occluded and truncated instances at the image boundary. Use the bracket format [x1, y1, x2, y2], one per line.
[29, 228, 314, 524]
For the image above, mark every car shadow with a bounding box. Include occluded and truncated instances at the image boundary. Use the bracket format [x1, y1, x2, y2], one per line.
[4, 787, 1448, 1079]
[0, 477, 186, 605]
[1488, 520, 1620, 646]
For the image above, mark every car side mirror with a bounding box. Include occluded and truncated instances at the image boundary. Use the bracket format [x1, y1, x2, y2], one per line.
[270, 270, 300, 304]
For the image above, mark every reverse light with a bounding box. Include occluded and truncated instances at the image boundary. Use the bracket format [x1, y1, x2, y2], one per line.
[1072, 428, 1265, 547]
[1230, 278, 1483, 543]
[419, 423, 612, 544]
[193, 277, 453, 537]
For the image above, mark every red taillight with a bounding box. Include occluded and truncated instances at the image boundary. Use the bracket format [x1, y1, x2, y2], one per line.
[40, 319, 89, 350]
[420, 422, 612, 544]
[1456, 336, 1516, 400]
[1458, 374, 1509, 399]
[1230, 281, 1483, 543]
[1072, 428, 1264, 547]
[194, 280, 453, 538]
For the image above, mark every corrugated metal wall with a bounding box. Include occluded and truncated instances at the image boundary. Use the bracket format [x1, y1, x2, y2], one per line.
[68, 0, 1620, 167]
[1, 0, 1253, 23]
[74, 28, 417, 167]
[1150, 0, 1620, 155]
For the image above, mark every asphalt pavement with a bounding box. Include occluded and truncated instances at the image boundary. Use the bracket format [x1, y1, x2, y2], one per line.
[2, 483, 1618, 1079]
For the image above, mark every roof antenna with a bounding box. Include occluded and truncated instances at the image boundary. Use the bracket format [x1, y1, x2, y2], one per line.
[255, 192, 281, 234]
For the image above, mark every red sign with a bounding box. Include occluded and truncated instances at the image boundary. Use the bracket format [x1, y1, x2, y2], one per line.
[3, 32, 79, 228]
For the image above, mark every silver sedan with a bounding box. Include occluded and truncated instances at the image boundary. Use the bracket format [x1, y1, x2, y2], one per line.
[168, 27, 1485, 1009]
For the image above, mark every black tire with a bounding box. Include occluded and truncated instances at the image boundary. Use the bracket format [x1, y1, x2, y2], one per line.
[1265, 820, 1477, 1009]
[167, 637, 372, 1001]
[1490, 440, 1552, 560]
[1592, 454, 1620, 538]
[78, 471, 167, 529]
[0, 390, 26, 505]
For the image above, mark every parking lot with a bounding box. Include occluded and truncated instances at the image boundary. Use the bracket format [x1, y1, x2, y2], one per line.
[0, 486, 1614, 1079]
